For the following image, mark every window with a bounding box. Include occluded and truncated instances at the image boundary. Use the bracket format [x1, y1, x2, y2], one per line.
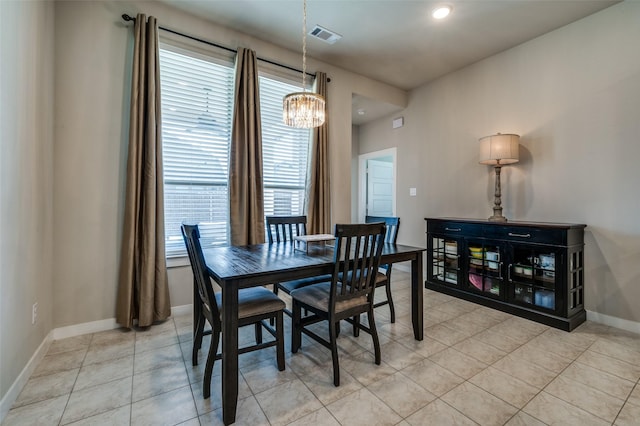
[259, 76, 311, 217]
[159, 43, 311, 257]
[159, 46, 235, 256]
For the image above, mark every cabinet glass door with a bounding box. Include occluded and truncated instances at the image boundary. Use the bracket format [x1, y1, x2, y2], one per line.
[510, 247, 558, 311]
[466, 242, 502, 298]
[430, 236, 460, 286]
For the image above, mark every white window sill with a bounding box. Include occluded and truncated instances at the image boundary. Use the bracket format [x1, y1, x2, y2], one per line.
[167, 256, 190, 268]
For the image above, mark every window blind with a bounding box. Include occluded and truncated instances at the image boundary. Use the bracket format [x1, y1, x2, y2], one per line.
[259, 76, 311, 217]
[159, 47, 235, 256]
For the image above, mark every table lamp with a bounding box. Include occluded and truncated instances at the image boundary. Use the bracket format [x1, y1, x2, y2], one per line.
[479, 133, 520, 222]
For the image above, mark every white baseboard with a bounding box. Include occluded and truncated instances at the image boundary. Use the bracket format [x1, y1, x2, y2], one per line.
[51, 304, 193, 340]
[52, 317, 119, 340]
[0, 332, 53, 422]
[1, 304, 194, 423]
[171, 304, 193, 317]
[586, 310, 640, 334]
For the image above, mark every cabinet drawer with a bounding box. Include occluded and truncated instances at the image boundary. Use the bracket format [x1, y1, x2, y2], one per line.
[428, 221, 482, 237]
[489, 226, 565, 245]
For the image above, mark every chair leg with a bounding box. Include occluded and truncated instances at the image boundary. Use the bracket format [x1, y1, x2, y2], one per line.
[255, 322, 263, 345]
[353, 314, 360, 337]
[192, 311, 206, 366]
[329, 320, 340, 387]
[385, 281, 396, 323]
[291, 300, 302, 353]
[367, 308, 381, 365]
[203, 329, 220, 399]
[276, 312, 285, 371]
[270, 284, 279, 326]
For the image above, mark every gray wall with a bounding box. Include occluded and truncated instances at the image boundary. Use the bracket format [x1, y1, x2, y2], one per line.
[351, 125, 360, 223]
[0, 0, 55, 404]
[358, 1, 640, 325]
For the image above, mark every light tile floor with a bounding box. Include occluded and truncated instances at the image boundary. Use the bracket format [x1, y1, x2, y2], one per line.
[4, 271, 640, 425]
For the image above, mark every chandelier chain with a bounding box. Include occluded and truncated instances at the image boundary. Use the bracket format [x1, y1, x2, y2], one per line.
[282, 0, 325, 128]
[302, 0, 307, 90]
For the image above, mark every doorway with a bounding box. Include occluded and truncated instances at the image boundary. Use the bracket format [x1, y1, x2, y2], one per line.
[358, 148, 397, 222]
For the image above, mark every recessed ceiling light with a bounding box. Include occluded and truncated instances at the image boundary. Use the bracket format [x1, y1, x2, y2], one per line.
[357, 109, 366, 116]
[432, 6, 451, 20]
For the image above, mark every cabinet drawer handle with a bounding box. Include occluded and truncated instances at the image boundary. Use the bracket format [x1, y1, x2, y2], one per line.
[508, 232, 531, 238]
[445, 227, 461, 232]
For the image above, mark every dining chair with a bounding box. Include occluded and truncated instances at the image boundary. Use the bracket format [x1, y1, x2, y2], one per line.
[265, 215, 307, 243]
[366, 215, 400, 324]
[181, 224, 285, 399]
[290, 222, 386, 386]
[265, 215, 332, 306]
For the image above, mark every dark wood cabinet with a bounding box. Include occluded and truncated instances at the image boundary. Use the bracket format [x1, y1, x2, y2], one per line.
[425, 218, 586, 331]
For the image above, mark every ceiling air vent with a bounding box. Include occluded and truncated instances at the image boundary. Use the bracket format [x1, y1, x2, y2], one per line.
[308, 25, 342, 44]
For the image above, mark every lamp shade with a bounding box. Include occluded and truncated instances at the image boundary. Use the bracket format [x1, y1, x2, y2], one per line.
[479, 133, 520, 165]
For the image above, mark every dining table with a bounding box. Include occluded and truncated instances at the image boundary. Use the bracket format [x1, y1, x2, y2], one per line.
[201, 240, 425, 425]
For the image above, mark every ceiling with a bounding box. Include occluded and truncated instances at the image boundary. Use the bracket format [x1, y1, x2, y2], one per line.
[158, 0, 620, 124]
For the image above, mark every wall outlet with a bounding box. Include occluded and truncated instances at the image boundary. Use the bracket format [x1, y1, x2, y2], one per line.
[32, 302, 38, 325]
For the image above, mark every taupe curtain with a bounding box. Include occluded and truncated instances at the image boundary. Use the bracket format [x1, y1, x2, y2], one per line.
[116, 14, 171, 328]
[229, 47, 265, 245]
[306, 72, 331, 234]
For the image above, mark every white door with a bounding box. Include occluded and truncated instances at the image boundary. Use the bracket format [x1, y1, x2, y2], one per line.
[367, 159, 394, 217]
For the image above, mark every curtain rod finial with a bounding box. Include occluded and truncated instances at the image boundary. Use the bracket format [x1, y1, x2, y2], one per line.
[122, 14, 135, 22]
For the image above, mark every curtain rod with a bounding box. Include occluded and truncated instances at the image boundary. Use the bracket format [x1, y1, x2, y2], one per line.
[121, 14, 329, 82]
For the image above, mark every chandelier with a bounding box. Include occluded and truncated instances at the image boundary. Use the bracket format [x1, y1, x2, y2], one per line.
[283, 0, 326, 128]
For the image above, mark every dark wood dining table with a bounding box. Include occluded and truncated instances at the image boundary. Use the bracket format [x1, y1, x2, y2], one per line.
[201, 241, 425, 425]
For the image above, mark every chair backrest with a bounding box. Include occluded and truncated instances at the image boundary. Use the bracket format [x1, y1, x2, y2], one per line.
[265, 215, 307, 243]
[329, 222, 386, 310]
[365, 216, 399, 273]
[365, 216, 400, 244]
[181, 224, 220, 328]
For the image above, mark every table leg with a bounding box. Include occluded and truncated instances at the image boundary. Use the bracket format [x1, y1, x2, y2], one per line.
[411, 253, 424, 340]
[222, 281, 239, 425]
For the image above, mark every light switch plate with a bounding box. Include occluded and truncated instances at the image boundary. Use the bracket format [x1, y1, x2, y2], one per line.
[410, 187, 417, 196]
[392, 117, 404, 129]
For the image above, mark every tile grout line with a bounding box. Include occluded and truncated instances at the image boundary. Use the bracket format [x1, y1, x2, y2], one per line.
[58, 333, 92, 426]
[129, 328, 137, 426]
[610, 370, 640, 425]
[524, 337, 611, 425]
[419, 312, 574, 426]
[463, 334, 532, 425]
